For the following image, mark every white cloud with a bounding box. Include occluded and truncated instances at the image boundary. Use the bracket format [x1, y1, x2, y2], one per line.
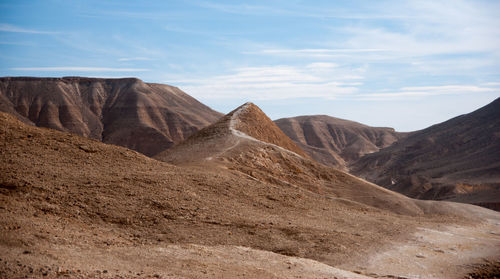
[195, 1, 417, 20]
[170, 65, 362, 100]
[0, 24, 56, 34]
[349, 1, 499, 58]
[306, 62, 338, 69]
[360, 85, 497, 100]
[244, 48, 388, 59]
[259, 49, 387, 54]
[118, 57, 152, 62]
[400, 85, 495, 93]
[244, 1, 500, 70]
[10, 67, 150, 72]
[481, 82, 500, 87]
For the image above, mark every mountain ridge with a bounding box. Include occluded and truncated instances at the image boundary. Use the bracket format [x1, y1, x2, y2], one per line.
[156, 102, 444, 216]
[0, 76, 222, 156]
[2, 106, 500, 278]
[275, 114, 406, 170]
[351, 97, 500, 209]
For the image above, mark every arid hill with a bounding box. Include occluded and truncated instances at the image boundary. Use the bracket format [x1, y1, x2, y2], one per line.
[275, 115, 405, 170]
[352, 97, 500, 210]
[1, 108, 499, 278]
[0, 77, 222, 156]
[156, 103, 427, 215]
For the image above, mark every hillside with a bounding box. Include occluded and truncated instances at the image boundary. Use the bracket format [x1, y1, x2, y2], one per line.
[0, 77, 222, 156]
[275, 115, 405, 170]
[156, 103, 428, 215]
[351, 97, 500, 210]
[1, 109, 500, 278]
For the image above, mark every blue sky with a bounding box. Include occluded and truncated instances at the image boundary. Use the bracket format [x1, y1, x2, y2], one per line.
[1, 0, 499, 131]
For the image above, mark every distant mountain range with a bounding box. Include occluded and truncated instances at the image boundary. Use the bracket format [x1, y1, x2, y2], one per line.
[275, 99, 500, 210]
[0, 77, 222, 156]
[1, 79, 499, 277]
[275, 115, 406, 170]
[351, 97, 500, 210]
[1, 76, 499, 210]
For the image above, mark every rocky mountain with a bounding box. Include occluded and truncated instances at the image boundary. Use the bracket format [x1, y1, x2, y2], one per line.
[156, 102, 491, 216]
[0, 77, 222, 156]
[351, 97, 500, 210]
[1, 108, 499, 278]
[275, 115, 405, 170]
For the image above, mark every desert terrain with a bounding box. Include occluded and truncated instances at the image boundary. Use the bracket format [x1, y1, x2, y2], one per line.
[2, 78, 498, 210]
[1, 100, 499, 278]
[275, 115, 405, 170]
[2, 0, 500, 277]
[352, 97, 500, 210]
[0, 77, 222, 157]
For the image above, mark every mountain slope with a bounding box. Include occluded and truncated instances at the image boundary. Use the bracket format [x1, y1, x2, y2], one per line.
[0, 76, 222, 156]
[155, 102, 460, 216]
[351, 97, 500, 209]
[275, 115, 405, 170]
[1, 111, 499, 278]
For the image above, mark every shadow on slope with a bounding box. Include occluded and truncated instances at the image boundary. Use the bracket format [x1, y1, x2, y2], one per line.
[351, 97, 500, 210]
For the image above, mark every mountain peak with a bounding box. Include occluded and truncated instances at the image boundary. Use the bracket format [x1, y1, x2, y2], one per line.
[227, 102, 308, 157]
[155, 102, 308, 163]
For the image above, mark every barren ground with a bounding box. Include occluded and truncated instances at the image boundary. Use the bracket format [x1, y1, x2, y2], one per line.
[1, 109, 499, 278]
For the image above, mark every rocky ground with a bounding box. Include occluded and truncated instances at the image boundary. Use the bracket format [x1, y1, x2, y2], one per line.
[1, 109, 499, 278]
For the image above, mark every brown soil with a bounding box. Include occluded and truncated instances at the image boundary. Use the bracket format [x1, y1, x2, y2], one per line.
[156, 103, 500, 278]
[232, 103, 308, 157]
[466, 260, 500, 279]
[1, 103, 499, 278]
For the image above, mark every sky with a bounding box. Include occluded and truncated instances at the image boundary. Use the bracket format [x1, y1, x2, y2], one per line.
[1, 0, 499, 131]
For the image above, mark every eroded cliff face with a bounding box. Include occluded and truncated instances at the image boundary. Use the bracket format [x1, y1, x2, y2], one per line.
[0, 77, 222, 156]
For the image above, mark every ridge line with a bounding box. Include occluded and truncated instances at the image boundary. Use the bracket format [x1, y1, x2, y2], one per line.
[228, 103, 305, 159]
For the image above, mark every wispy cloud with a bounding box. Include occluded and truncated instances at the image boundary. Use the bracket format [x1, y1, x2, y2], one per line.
[10, 67, 150, 72]
[360, 85, 497, 100]
[0, 41, 35, 46]
[170, 64, 362, 100]
[305, 62, 339, 69]
[244, 48, 388, 59]
[79, 10, 187, 21]
[251, 48, 388, 54]
[345, 1, 499, 59]
[118, 57, 152, 62]
[482, 82, 500, 87]
[0, 24, 57, 34]
[195, 1, 413, 19]
[243, 0, 500, 70]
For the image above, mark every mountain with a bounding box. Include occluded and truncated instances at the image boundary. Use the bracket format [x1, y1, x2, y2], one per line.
[0, 77, 222, 156]
[155, 102, 424, 215]
[351, 97, 500, 210]
[1, 109, 499, 278]
[155, 102, 490, 216]
[275, 115, 405, 170]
